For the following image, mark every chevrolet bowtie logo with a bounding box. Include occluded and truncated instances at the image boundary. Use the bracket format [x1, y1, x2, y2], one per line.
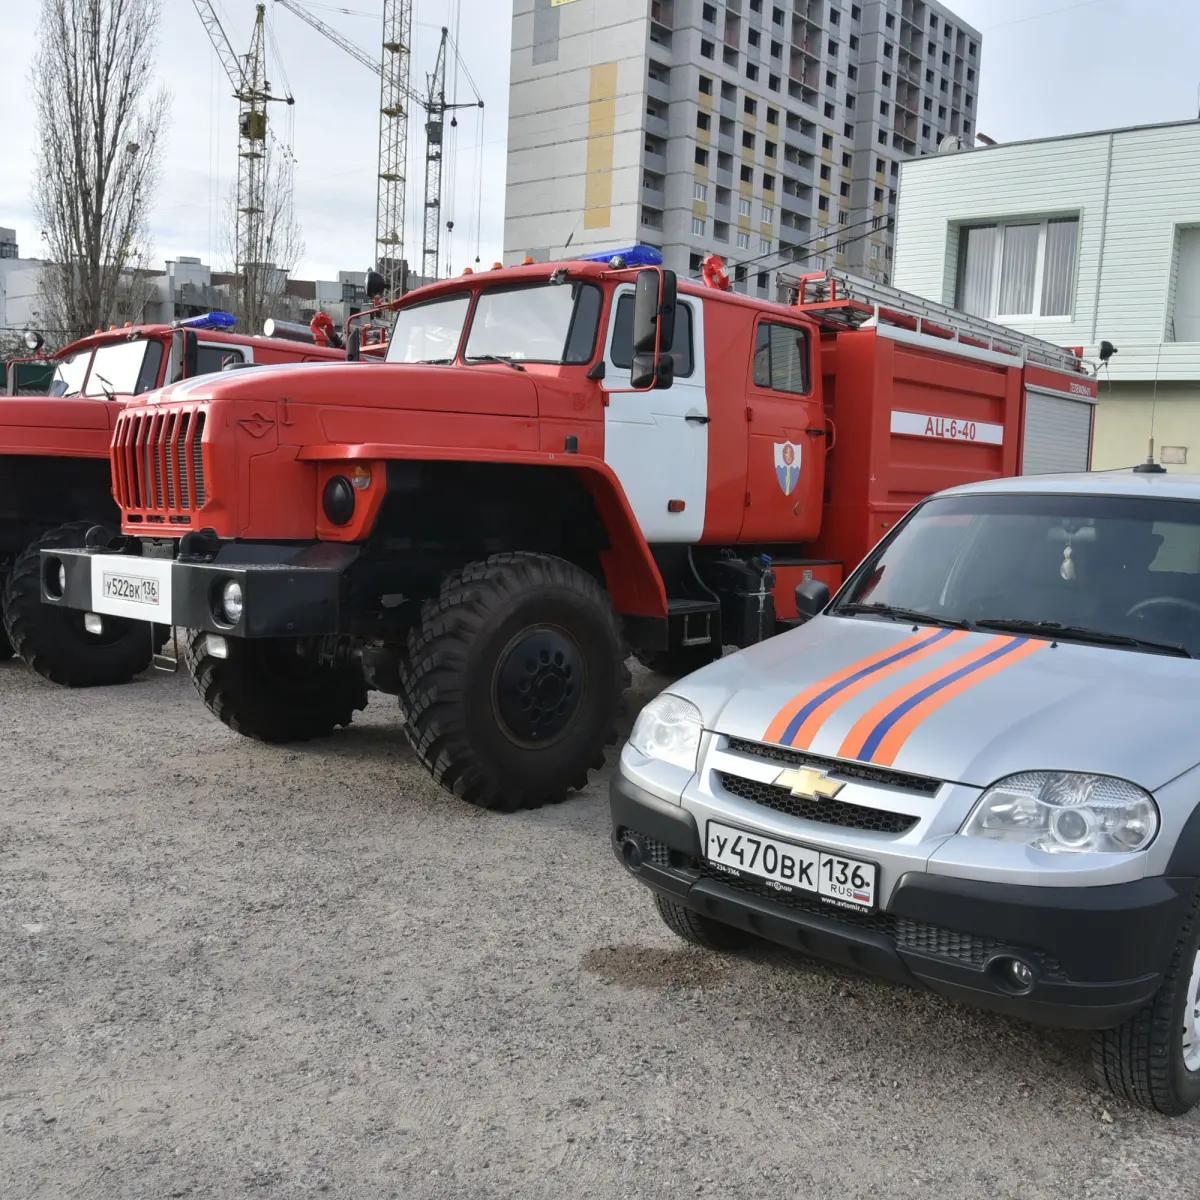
[775, 767, 845, 801]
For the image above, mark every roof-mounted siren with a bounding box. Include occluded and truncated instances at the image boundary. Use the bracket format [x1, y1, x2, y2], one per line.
[175, 311, 237, 331]
[574, 244, 664, 269]
[937, 134, 966, 155]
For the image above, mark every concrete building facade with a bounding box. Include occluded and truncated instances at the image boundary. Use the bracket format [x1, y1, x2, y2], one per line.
[891, 119, 1200, 472]
[505, 0, 981, 292]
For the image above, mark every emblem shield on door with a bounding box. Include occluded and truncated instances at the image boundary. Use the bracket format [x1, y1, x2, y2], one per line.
[774, 440, 801, 496]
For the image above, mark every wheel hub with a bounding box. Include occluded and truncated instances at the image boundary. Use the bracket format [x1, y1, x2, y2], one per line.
[494, 626, 584, 747]
[1183, 947, 1200, 1073]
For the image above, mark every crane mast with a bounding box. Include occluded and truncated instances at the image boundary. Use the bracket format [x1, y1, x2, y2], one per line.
[376, 0, 413, 298]
[421, 29, 448, 283]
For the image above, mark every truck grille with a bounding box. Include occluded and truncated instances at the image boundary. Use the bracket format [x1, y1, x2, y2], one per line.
[112, 407, 207, 525]
[717, 772, 919, 835]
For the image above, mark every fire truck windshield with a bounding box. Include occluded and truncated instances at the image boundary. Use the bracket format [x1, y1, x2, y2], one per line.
[385, 293, 471, 364]
[464, 282, 601, 365]
[49, 338, 164, 398]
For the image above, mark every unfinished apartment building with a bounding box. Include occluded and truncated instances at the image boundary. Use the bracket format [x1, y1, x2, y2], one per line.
[505, 0, 982, 293]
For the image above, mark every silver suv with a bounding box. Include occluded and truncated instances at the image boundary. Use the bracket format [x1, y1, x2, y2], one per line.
[611, 468, 1200, 1114]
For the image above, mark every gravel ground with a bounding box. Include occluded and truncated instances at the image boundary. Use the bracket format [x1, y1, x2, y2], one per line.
[1, 656, 1198, 1199]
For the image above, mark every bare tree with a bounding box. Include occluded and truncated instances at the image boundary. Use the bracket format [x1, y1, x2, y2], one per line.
[31, 0, 169, 342]
[221, 144, 304, 334]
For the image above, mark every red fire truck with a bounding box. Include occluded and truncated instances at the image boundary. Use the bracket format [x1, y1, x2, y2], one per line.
[41, 252, 1101, 807]
[2, 315, 366, 685]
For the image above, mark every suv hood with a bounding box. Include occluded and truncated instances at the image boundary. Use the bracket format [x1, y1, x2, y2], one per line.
[673, 617, 1200, 792]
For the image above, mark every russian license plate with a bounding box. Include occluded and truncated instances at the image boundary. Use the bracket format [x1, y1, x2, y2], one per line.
[101, 572, 161, 607]
[705, 819, 877, 910]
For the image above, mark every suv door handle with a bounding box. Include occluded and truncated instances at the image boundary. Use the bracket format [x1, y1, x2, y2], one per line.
[685, 413, 711, 424]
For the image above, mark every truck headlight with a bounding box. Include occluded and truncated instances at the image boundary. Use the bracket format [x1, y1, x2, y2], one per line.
[221, 579, 244, 623]
[962, 771, 1158, 854]
[628, 694, 704, 772]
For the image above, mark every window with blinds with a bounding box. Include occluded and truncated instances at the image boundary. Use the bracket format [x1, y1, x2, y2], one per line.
[955, 217, 1079, 320]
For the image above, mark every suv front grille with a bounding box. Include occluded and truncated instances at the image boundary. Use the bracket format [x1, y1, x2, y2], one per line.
[113, 407, 207, 524]
[725, 737, 941, 796]
[717, 772, 919, 835]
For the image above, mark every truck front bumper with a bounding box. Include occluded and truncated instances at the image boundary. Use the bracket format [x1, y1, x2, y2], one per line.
[41, 544, 357, 638]
[611, 772, 1195, 1030]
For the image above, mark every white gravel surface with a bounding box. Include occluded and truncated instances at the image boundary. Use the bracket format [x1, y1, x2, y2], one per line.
[2, 657, 1198, 1198]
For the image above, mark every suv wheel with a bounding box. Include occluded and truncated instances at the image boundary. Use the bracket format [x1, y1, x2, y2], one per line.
[183, 631, 368, 743]
[400, 552, 628, 811]
[2, 522, 153, 686]
[1092, 894, 1200, 1114]
[654, 893, 753, 951]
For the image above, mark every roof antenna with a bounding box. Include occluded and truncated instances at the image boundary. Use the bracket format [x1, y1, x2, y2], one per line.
[1133, 341, 1167, 473]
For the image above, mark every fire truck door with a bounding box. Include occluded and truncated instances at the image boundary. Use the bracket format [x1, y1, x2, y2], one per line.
[602, 286, 707, 542]
[740, 317, 824, 543]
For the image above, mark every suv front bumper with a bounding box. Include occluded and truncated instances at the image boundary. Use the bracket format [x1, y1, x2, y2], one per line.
[611, 772, 1195, 1030]
[41, 543, 357, 638]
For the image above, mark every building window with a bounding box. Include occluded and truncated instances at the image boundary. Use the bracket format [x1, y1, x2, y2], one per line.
[745, 96, 758, 115]
[942, 50, 950, 65]
[750, 0, 761, 9]
[969, 40, 977, 55]
[818, 195, 829, 211]
[828, 38, 839, 55]
[761, 204, 774, 222]
[742, 131, 756, 149]
[847, 63, 857, 80]
[877, 130, 887, 144]
[748, 27, 761, 47]
[819, 164, 831, 180]
[760, 238, 771, 254]
[890, 161, 898, 176]
[938, 104, 946, 118]
[697, 111, 712, 131]
[699, 73, 714, 95]
[921, 123, 930, 138]
[923, 96, 932, 111]
[839, 210, 849, 224]
[874, 186, 883, 202]
[740, 164, 753, 182]
[843, 122, 853, 137]
[875, 156, 885, 172]
[701, 39, 714, 58]
[746, 62, 759, 81]
[694, 182, 708, 202]
[845, 94, 855, 109]
[753, 322, 810, 393]
[770, 39, 782, 58]
[849, 34, 858, 50]
[739, 197, 752, 217]
[955, 218, 1080, 319]
[824, 102, 835, 118]
[842, 151, 852, 167]
[768, 73, 781, 91]
[702, 2, 717, 22]
[967, 67, 976, 82]
[692, 217, 706, 236]
[926, 68, 934, 82]
[881, 71, 891, 87]
[764, 139, 777, 157]
[773, 6, 784, 24]
[758, 270, 770, 289]
[885, 12, 894, 27]
[839, 181, 850, 197]
[821, 132, 833, 149]
[825, 69, 837, 87]
[766, 106, 779, 125]
[851, 3, 860, 17]
[940, 78, 948, 92]
[883, 42, 893, 57]
[762, 172, 775, 190]
[737, 231, 751, 249]
[829, 7, 840, 24]
[879, 100, 889, 115]
[965, 94, 973, 108]
[695, 147, 709, 166]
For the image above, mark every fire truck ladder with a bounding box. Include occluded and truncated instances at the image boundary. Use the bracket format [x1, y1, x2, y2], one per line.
[786, 270, 1088, 376]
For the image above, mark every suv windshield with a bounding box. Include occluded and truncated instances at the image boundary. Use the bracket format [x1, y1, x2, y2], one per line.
[49, 338, 164, 398]
[833, 491, 1200, 657]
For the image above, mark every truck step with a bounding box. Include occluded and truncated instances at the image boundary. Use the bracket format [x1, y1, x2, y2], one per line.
[667, 598, 720, 648]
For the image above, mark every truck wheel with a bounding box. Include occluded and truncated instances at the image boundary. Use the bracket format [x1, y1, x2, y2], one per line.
[653, 893, 753, 951]
[1, 522, 154, 686]
[400, 552, 628, 811]
[1091, 893, 1200, 1114]
[636, 644, 720, 677]
[182, 631, 368, 744]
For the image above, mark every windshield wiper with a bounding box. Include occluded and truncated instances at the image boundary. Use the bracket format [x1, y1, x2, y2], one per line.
[974, 618, 1193, 659]
[415, 357, 453, 365]
[468, 354, 526, 372]
[93, 372, 116, 401]
[835, 602, 974, 631]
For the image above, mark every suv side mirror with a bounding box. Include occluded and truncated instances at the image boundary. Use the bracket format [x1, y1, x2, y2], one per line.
[794, 579, 831, 621]
[629, 267, 677, 390]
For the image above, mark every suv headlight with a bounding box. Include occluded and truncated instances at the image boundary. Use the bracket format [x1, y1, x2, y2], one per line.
[628, 694, 704, 772]
[962, 771, 1159, 854]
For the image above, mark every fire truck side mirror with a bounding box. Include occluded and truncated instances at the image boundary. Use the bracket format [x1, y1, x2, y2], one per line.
[630, 268, 677, 390]
[346, 326, 362, 362]
[171, 329, 199, 380]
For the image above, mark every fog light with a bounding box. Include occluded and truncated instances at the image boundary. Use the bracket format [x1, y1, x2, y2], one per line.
[1006, 959, 1034, 991]
[349, 463, 372, 490]
[84, 613, 103, 635]
[322, 476, 355, 525]
[221, 579, 244, 623]
[206, 634, 229, 660]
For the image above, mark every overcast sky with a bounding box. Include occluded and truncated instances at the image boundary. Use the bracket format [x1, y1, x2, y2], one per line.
[1, 0, 1197, 284]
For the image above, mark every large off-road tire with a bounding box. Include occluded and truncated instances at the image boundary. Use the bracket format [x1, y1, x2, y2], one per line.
[653, 893, 753, 951]
[399, 552, 629, 811]
[183, 630, 368, 743]
[1, 522, 154, 686]
[1091, 893, 1200, 1115]
[636, 643, 720, 677]
[0, 575, 13, 662]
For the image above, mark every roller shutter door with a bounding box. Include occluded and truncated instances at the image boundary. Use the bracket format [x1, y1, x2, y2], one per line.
[1021, 390, 1094, 475]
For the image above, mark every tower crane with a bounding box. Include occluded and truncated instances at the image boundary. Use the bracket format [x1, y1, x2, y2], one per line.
[274, 1, 482, 288]
[193, 2, 295, 322]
